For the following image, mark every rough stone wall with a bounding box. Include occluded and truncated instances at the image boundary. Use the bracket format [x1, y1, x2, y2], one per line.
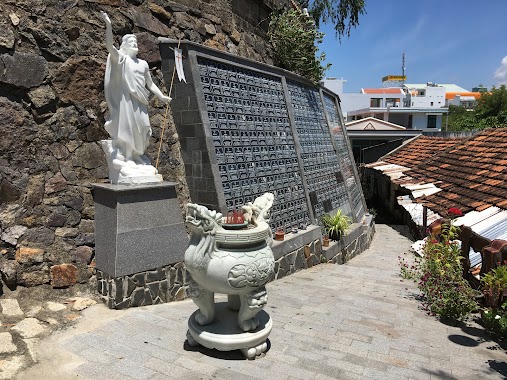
[96, 227, 376, 309]
[0, 0, 279, 291]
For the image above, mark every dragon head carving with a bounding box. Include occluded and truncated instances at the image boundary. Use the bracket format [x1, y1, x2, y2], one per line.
[185, 204, 223, 269]
[242, 192, 274, 225]
[185, 203, 223, 236]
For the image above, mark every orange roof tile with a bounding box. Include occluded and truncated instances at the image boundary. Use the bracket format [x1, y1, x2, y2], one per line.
[381, 128, 507, 216]
[362, 88, 404, 94]
[445, 92, 482, 100]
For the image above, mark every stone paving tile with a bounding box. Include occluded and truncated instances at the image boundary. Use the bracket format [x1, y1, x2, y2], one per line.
[75, 362, 137, 380]
[76, 347, 118, 364]
[363, 367, 407, 380]
[314, 372, 363, 380]
[0, 332, 17, 354]
[110, 358, 157, 380]
[209, 368, 262, 380]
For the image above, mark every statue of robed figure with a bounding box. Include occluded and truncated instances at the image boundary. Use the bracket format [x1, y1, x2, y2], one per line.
[100, 12, 171, 184]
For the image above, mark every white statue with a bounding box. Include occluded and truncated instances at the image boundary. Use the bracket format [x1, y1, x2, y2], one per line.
[100, 12, 171, 184]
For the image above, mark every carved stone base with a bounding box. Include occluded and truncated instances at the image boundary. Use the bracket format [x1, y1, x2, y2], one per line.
[187, 302, 272, 359]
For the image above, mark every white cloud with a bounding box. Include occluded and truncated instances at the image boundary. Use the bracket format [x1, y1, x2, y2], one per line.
[494, 56, 507, 85]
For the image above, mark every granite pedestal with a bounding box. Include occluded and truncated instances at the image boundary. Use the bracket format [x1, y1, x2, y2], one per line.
[93, 182, 188, 308]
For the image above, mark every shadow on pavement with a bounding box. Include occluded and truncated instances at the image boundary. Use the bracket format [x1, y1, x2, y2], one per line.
[386, 224, 415, 241]
[488, 360, 507, 377]
[448, 334, 480, 347]
[421, 368, 458, 380]
[183, 338, 271, 360]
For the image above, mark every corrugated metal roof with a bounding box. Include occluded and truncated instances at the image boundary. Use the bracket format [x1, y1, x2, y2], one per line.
[481, 218, 507, 241]
[398, 195, 441, 226]
[405, 183, 442, 198]
[471, 210, 507, 235]
[454, 207, 501, 228]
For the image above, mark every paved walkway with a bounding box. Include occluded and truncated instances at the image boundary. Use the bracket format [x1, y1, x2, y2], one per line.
[16, 225, 507, 379]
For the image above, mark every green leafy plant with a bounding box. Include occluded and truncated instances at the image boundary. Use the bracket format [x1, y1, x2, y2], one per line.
[481, 303, 507, 340]
[321, 209, 351, 241]
[399, 208, 478, 321]
[445, 85, 507, 131]
[481, 266, 507, 308]
[398, 252, 420, 280]
[481, 304, 507, 340]
[268, 8, 330, 83]
[296, 0, 366, 41]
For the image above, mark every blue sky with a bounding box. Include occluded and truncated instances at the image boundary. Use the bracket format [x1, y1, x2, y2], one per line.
[318, 0, 507, 93]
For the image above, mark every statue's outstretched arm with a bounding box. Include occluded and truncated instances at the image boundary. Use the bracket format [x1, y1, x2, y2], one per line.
[144, 63, 171, 103]
[101, 12, 119, 61]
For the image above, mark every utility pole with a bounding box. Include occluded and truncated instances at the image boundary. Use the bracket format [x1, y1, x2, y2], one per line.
[402, 52, 406, 86]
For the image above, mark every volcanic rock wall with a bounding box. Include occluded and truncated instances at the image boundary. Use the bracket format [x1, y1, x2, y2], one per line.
[0, 0, 280, 290]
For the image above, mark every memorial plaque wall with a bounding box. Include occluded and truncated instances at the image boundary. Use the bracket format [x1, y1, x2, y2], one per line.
[160, 41, 366, 233]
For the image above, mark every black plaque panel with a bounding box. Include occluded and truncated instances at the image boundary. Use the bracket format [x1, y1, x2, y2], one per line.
[323, 94, 364, 219]
[198, 58, 309, 232]
[287, 82, 348, 221]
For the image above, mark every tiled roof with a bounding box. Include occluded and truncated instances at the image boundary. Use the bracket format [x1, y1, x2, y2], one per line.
[361, 88, 404, 94]
[382, 129, 507, 216]
[445, 92, 482, 100]
[382, 135, 465, 167]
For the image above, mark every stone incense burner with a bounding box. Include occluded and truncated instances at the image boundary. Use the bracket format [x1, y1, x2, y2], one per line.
[184, 193, 275, 359]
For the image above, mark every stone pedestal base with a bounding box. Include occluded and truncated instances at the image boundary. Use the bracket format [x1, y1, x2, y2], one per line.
[187, 302, 272, 359]
[93, 182, 187, 277]
[93, 182, 188, 308]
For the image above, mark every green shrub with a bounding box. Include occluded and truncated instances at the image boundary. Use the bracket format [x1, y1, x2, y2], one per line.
[268, 9, 330, 83]
[481, 266, 507, 307]
[399, 210, 478, 321]
[482, 305, 507, 340]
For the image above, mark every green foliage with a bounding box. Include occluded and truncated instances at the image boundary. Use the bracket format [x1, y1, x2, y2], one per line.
[268, 9, 330, 83]
[398, 252, 420, 281]
[399, 215, 478, 321]
[320, 209, 351, 240]
[445, 105, 480, 131]
[479, 267, 507, 339]
[481, 266, 507, 308]
[446, 85, 507, 131]
[298, 0, 366, 41]
[481, 305, 507, 340]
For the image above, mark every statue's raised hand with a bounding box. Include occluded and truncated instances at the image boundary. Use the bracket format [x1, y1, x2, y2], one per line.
[159, 95, 172, 104]
[101, 11, 111, 26]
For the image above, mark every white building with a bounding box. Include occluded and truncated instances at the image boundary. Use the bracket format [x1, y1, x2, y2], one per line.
[321, 79, 449, 131]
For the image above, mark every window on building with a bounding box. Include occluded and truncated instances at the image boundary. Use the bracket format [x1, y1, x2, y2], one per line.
[370, 98, 383, 107]
[408, 115, 413, 129]
[386, 98, 400, 107]
[427, 115, 437, 128]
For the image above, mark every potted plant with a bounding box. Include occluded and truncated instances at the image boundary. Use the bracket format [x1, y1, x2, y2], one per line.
[482, 266, 507, 308]
[321, 209, 351, 241]
[322, 234, 330, 247]
[275, 226, 285, 241]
